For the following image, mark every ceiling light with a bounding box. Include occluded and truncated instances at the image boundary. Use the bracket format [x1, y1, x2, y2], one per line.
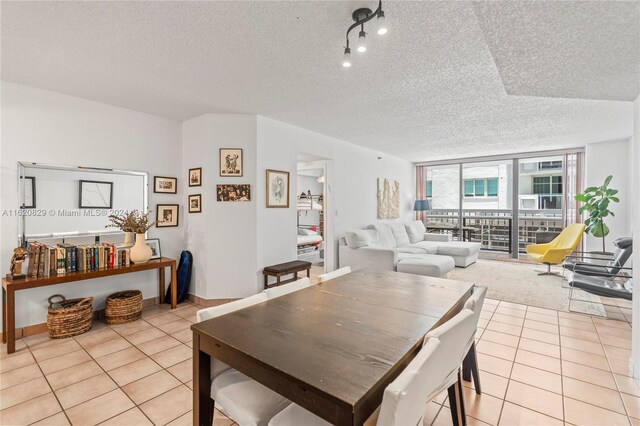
[341, 1, 387, 67]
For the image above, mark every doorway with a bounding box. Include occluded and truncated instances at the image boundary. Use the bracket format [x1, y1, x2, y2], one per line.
[296, 160, 327, 276]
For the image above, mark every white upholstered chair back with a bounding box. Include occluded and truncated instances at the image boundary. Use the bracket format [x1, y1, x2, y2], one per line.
[196, 293, 268, 379]
[263, 277, 311, 299]
[318, 266, 352, 283]
[376, 309, 476, 426]
[463, 286, 487, 352]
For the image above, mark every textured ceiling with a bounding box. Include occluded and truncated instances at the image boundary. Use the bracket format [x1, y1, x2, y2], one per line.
[1, 1, 637, 162]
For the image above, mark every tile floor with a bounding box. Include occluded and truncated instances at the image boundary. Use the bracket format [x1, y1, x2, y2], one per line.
[1, 298, 638, 425]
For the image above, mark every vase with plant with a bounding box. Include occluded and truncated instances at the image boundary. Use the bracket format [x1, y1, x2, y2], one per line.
[107, 210, 157, 263]
[575, 175, 620, 254]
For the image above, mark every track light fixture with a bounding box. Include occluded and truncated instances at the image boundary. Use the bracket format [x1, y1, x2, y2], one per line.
[342, 0, 387, 67]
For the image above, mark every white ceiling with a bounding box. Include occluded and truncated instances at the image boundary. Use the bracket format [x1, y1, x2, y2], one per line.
[1, 1, 637, 162]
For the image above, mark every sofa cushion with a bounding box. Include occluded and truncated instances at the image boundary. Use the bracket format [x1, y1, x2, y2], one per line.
[410, 241, 440, 254]
[397, 246, 430, 255]
[390, 223, 411, 247]
[397, 255, 455, 277]
[345, 230, 380, 249]
[436, 242, 481, 257]
[369, 224, 397, 248]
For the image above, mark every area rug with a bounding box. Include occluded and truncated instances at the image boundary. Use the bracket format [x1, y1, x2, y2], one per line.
[447, 259, 607, 316]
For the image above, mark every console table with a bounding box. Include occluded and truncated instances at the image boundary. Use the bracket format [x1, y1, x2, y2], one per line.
[2, 257, 177, 354]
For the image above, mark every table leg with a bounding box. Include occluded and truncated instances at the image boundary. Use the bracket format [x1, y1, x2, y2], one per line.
[171, 262, 177, 309]
[264, 274, 268, 289]
[294, 272, 298, 280]
[2, 287, 6, 344]
[159, 267, 166, 305]
[6, 288, 15, 354]
[193, 333, 213, 426]
[307, 268, 310, 278]
[276, 275, 281, 286]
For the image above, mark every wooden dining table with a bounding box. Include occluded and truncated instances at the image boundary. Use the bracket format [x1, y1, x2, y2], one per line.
[191, 269, 474, 426]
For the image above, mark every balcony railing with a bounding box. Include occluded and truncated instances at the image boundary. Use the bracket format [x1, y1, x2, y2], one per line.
[423, 209, 563, 253]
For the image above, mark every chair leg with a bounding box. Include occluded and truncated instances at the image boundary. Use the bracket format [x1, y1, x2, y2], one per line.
[468, 342, 481, 394]
[536, 263, 562, 276]
[208, 398, 216, 426]
[447, 369, 467, 426]
[462, 351, 472, 382]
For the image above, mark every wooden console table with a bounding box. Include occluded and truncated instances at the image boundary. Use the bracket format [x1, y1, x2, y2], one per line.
[2, 257, 177, 354]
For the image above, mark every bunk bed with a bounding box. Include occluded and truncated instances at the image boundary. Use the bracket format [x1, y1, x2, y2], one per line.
[297, 193, 324, 262]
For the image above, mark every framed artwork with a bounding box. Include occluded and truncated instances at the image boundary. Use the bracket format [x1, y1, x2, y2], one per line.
[21, 176, 36, 209]
[266, 169, 290, 208]
[189, 168, 202, 187]
[156, 204, 179, 227]
[216, 184, 251, 202]
[79, 180, 113, 209]
[154, 176, 178, 194]
[219, 148, 243, 177]
[189, 194, 202, 213]
[377, 177, 400, 219]
[146, 238, 161, 260]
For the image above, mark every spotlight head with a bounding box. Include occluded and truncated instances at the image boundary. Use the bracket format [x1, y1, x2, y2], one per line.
[356, 30, 367, 53]
[342, 47, 352, 67]
[376, 10, 387, 35]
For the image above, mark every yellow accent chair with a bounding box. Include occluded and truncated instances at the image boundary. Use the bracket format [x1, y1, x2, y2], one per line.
[526, 223, 586, 276]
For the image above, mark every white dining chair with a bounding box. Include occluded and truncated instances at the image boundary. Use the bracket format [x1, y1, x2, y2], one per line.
[268, 309, 476, 426]
[196, 293, 290, 426]
[317, 266, 351, 283]
[461, 285, 487, 394]
[262, 277, 311, 299]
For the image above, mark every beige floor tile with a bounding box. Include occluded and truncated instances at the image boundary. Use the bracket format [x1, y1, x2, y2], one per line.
[505, 381, 563, 420]
[559, 317, 597, 331]
[604, 344, 632, 361]
[562, 360, 617, 390]
[491, 313, 525, 327]
[0, 342, 29, 360]
[31, 339, 82, 362]
[158, 319, 193, 335]
[125, 327, 167, 346]
[22, 332, 63, 348]
[558, 311, 593, 323]
[46, 360, 103, 390]
[525, 312, 558, 325]
[477, 318, 490, 329]
[593, 318, 631, 330]
[479, 330, 520, 348]
[476, 353, 513, 378]
[152, 344, 192, 368]
[477, 340, 517, 361]
[140, 384, 192, 426]
[559, 326, 600, 342]
[599, 333, 632, 350]
[0, 362, 42, 390]
[0, 375, 51, 410]
[561, 347, 610, 371]
[517, 338, 560, 359]
[594, 324, 632, 338]
[486, 321, 522, 337]
[458, 385, 503, 425]
[171, 328, 194, 343]
[564, 396, 630, 425]
[514, 350, 561, 374]
[523, 319, 559, 334]
[526, 306, 557, 316]
[520, 328, 559, 345]
[498, 401, 563, 426]
[145, 312, 182, 327]
[31, 411, 71, 425]
[0, 351, 35, 373]
[100, 407, 154, 425]
[55, 372, 118, 409]
[563, 376, 626, 414]
[622, 393, 640, 419]
[480, 310, 494, 321]
[498, 301, 527, 311]
[122, 370, 182, 405]
[0, 392, 62, 425]
[510, 363, 562, 394]
[174, 305, 201, 318]
[560, 335, 605, 356]
[185, 340, 193, 349]
[65, 388, 135, 426]
[138, 335, 181, 356]
[109, 319, 154, 337]
[462, 370, 508, 399]
[615, 374, 640, 397]
[75, 327, 120, 348]
[85, 336, 133, 359]
[495, 306, 527, 319]
[95, 346, 146, 371]
[39, 349, 92, 375]
[108, 356, 163, 387]
[167, 359, 193, 383]
[610, 356, 634, 377]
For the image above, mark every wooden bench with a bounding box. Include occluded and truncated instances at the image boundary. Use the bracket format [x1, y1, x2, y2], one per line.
[263, 260, 312, 289]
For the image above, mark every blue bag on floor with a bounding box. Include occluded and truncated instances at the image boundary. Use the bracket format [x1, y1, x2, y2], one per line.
[166, 250, 192, 304]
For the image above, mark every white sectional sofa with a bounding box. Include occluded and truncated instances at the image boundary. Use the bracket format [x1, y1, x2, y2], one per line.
[338, 221, 481, 277]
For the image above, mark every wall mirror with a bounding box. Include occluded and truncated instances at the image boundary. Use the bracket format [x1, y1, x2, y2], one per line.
[18, 162, 148, 246]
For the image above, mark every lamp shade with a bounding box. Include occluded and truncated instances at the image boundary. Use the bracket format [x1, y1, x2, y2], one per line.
[414, 199, 432, 211]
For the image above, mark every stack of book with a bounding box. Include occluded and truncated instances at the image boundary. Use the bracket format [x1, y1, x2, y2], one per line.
[25, 241, 131, 278]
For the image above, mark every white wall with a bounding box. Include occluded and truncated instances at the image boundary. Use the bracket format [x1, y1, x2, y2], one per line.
[584, 139, 631, 253]
[1, 82, 184, 328]
[631, 95, 639, 381]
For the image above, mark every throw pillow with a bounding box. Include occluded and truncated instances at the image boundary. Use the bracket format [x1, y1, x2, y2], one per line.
[345, 230, 380, 249]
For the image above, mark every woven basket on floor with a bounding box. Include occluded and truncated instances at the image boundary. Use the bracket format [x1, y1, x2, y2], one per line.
[47, 295, 94, 339]
[105, 290, 143, 325]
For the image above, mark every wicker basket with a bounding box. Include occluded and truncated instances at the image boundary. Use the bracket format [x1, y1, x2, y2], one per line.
[47, 295, 94, 339]
[105, 290, 143, 325]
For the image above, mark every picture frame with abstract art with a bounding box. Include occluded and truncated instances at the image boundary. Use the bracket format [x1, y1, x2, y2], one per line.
[266, 169, 290, 208]
[145, 238, 161, 259]
[377, 177, 400, 219]
[156, 204, 179, 227]
[189, 168, 202, 187]
[219, 148, 243, 177]
[217, 184, 250, 202]
[189, 194, 202, 213]
[154, 176, 178, 194]
[79, 180, 113, 209]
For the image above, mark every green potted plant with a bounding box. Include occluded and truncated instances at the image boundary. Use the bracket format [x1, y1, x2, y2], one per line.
[575, 175, 620, 254]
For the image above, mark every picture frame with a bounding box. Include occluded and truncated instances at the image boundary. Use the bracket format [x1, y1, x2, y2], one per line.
[156, 204, 179, 227]
[266, 169, 290, 208]
[189, 194, 202, 213]
[79, 180, 113, 209]
[216, 184, 251, 202]
[189, 168, 202, 187]
[145, 238, 161, 260]
[219, 148, 243, 177]
[154, 176, 178, 194]
[21, 176, 36, 209]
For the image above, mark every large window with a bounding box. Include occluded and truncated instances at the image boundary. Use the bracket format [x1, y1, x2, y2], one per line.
[464, 178, 498, 197]
[426, 180, 432, 198]
[532, 176, 562, 209]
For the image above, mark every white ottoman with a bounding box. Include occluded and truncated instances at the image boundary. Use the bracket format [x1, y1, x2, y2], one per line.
[436, 242, 481, 267]
[396, 255, 455, 277]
